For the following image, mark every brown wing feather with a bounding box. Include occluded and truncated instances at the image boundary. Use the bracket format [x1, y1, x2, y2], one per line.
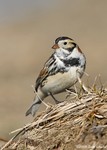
[35, 67, 48, 91]
[35, 53, 65, 91]
[35, 53, 56, 91]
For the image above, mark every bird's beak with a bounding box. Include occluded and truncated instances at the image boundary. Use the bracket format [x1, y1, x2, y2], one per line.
[52, 44, 59, 49]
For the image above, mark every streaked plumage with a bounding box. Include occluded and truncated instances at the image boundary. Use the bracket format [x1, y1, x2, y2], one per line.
[26, 36, 86, 116]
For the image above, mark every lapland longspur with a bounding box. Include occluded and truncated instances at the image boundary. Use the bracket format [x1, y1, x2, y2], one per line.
[26, 36, 86, 116]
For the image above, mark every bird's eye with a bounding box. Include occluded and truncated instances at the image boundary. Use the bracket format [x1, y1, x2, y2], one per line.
[64, 42, 67, 45]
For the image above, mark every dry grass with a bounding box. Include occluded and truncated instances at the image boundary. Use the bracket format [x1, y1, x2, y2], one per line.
[1, 78, 107, 150]
[1, 1, 107, 139]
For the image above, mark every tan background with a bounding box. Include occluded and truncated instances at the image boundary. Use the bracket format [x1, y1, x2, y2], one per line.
[0, 0, 107, 139]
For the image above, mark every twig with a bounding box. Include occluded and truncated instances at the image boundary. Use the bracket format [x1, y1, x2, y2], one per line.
[36, 92, 50, 108]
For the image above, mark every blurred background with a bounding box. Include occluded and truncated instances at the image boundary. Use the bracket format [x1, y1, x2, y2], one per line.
[0, 0, 107, 140]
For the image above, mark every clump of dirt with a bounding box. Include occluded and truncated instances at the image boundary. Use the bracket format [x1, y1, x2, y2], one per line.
[2, 83, 107, 150]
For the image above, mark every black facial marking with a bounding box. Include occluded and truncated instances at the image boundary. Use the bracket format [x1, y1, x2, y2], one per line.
[66, 42, 76, 52]
[62, 58, 80, 67]
[55, 36, 73, 44]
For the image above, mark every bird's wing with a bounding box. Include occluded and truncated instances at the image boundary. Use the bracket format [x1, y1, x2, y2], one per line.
[35, 53, 63, 91]
[35, 67, 48, 91]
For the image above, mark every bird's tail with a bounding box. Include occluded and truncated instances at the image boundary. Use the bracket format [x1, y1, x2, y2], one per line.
[25, 97, 41, 117]
[25, 90, 46, 117]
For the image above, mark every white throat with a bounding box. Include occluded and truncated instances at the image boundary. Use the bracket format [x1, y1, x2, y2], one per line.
[55, 48, 70, 59]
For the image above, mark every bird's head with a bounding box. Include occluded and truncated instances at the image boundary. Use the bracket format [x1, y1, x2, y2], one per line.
[52, 36, 79, 52]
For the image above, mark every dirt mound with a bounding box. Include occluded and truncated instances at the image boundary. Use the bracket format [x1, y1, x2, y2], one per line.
[2, 83, 107, 150]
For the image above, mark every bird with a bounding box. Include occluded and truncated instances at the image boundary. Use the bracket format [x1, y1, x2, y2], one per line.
[26, 36, 86, 117]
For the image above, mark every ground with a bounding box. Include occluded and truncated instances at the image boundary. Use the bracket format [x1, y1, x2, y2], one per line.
[1, 83, 107, 150]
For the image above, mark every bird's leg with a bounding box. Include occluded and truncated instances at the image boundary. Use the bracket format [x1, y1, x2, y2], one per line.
[49, 92, 61, 104]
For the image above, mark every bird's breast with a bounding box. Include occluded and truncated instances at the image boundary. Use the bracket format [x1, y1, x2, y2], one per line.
[41, 66, 84, 94]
